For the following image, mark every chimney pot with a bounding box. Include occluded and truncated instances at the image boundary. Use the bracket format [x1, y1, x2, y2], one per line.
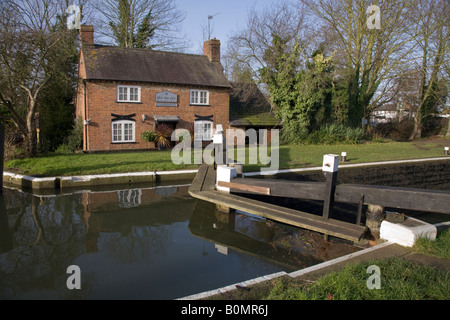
[204, 39, 221, 63]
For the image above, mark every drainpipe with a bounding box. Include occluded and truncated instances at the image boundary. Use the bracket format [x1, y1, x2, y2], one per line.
[83, 79, 88, 151]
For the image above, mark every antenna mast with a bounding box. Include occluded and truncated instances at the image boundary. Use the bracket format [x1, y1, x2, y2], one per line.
[208, 12, 220, 40]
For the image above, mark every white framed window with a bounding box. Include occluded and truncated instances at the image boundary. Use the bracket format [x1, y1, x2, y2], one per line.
[190, 90, 209, 105]
[117, 86, 141, 102]
[112, 120, 135, 143]
[194, 120, 213, 141]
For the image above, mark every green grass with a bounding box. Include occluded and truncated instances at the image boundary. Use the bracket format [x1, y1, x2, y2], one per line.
[413, 228, 450, 260]
[5, 150, 199, 176]
[264, 229, 450, 300]
[4, 138, 449, 177]
[265, 257, 450, 300]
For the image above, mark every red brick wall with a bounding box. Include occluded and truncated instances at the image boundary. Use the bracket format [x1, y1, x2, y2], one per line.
[80, 80, 230, 151]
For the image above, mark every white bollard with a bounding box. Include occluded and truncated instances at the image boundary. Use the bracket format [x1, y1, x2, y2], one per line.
[216, 165, 237, 193]
[341, 152, 347, 163]
[445, 147, 449, 156]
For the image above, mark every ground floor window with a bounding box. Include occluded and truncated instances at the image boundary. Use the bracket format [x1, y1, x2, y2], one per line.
[194, 120, 213, 141]
[112, 120, 135, 143]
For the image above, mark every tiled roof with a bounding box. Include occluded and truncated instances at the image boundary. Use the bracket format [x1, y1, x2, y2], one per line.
[81, 45, 231, 88]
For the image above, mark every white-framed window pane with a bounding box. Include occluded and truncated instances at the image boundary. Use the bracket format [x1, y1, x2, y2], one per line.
[112, 121, 135, 143]
[190, 90, 209, 105]
[191, 90, 198, 104]
[200, 91, 207, 104]
[194, 121, 202, 141]
[129, 87, 139, 101]
[118, 86, 140, 102]
[118, 87, 127, 101]
[194, 121, 213, 141]
[112, 123, 122, 142]
[124, 123, 133, 141]
[203, 122, 212, 140]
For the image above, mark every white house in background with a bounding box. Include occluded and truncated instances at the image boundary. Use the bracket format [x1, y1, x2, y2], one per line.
[371, 103, 415, 125]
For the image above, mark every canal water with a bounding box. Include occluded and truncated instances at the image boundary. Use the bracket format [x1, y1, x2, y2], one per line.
[0, 182, 359, 300]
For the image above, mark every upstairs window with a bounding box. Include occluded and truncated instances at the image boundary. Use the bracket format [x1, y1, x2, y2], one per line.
[190, 90, 209, 105]
[117, 86, 141, 103]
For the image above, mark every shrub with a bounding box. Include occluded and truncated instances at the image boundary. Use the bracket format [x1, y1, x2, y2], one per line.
[55, 117, 83, 153]
[141, 130, 157, 142]
[302, 124, 366, 145]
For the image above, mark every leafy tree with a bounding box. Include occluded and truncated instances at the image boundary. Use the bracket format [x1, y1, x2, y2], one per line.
[260, 34, 304, 143]
[260, 35, 335, 144]
[0, 0, 82, 156]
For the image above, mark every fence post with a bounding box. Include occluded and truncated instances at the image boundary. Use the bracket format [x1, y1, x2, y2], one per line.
[322, 154, 339, 219]
[366, 204, 385, 240]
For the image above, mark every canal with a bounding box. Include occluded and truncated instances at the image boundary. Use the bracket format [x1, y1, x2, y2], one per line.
[0, 182, 360, 300]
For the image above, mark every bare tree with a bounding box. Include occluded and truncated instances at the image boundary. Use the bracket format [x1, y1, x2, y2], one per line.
[300, 0, 425, 128]
[225, 1, 309, 84]
[0, 0, 82, 156]
[407, 0, 449, 140]
[93, 0, 187, 50]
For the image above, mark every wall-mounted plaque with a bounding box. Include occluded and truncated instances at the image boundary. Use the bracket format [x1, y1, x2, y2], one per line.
[156, 91, 178, 107]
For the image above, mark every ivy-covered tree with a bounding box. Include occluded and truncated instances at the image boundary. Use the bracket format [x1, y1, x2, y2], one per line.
[260, 34, 303, 143]
[260, 35, 335, 144]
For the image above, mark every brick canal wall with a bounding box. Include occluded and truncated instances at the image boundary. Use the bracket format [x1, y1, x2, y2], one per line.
[273, 159, 450, 190]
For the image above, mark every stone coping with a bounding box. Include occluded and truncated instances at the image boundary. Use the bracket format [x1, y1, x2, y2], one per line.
[3, 156, 449, 191]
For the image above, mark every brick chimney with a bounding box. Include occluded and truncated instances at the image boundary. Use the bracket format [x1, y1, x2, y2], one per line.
[204, 38, 221, 63]
[80, 25, 94, 46]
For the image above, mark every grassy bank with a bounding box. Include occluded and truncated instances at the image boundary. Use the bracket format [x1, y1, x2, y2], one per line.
[207, 229, 450, 300]
[4, 138, 449, 177]
[266, 229, 450, 300]
[266, 256, 449, 300]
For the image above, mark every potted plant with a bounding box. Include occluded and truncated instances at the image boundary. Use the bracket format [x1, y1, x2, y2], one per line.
[155, 124, 173, 150]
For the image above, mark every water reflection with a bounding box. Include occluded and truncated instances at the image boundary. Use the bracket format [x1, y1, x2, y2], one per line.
[0, 183, 358, 300]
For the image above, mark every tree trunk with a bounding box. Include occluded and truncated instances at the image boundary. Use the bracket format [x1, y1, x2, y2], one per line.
[409, 115, 422, 141]
[446, 117, 450, 137]
[25, 96, 38, 157]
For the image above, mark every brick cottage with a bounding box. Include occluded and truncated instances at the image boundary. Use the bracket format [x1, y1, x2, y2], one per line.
[75, 25, 231, 152]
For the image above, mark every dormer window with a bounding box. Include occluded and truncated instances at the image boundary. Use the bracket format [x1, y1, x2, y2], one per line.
[190, 90, 209, 105]
[117, 86, 141, 103]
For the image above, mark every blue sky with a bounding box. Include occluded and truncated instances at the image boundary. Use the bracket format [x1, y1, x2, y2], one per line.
[175, 0, 275, 53]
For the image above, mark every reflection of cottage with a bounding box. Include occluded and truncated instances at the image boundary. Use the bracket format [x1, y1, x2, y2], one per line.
[229, 82, 280, 144]
[76, 25, 231, 152]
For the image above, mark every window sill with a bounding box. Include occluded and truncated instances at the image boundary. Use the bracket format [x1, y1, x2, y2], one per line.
[190, 104, 211, 107]
[111, 141, 137, 144]
[116, 101, 142, 104]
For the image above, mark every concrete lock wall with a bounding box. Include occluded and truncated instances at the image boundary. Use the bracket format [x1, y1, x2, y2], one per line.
[3, 158, 450, 193]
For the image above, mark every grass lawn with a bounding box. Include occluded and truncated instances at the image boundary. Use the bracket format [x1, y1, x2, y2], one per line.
[205, 229, 450, 300]
[265, 229, 450, 300]
[4, 137, 450, 177]
[266, 256, 450, 300]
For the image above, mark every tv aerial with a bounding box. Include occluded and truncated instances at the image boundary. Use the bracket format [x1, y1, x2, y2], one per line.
[208, 12, 220, 40]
